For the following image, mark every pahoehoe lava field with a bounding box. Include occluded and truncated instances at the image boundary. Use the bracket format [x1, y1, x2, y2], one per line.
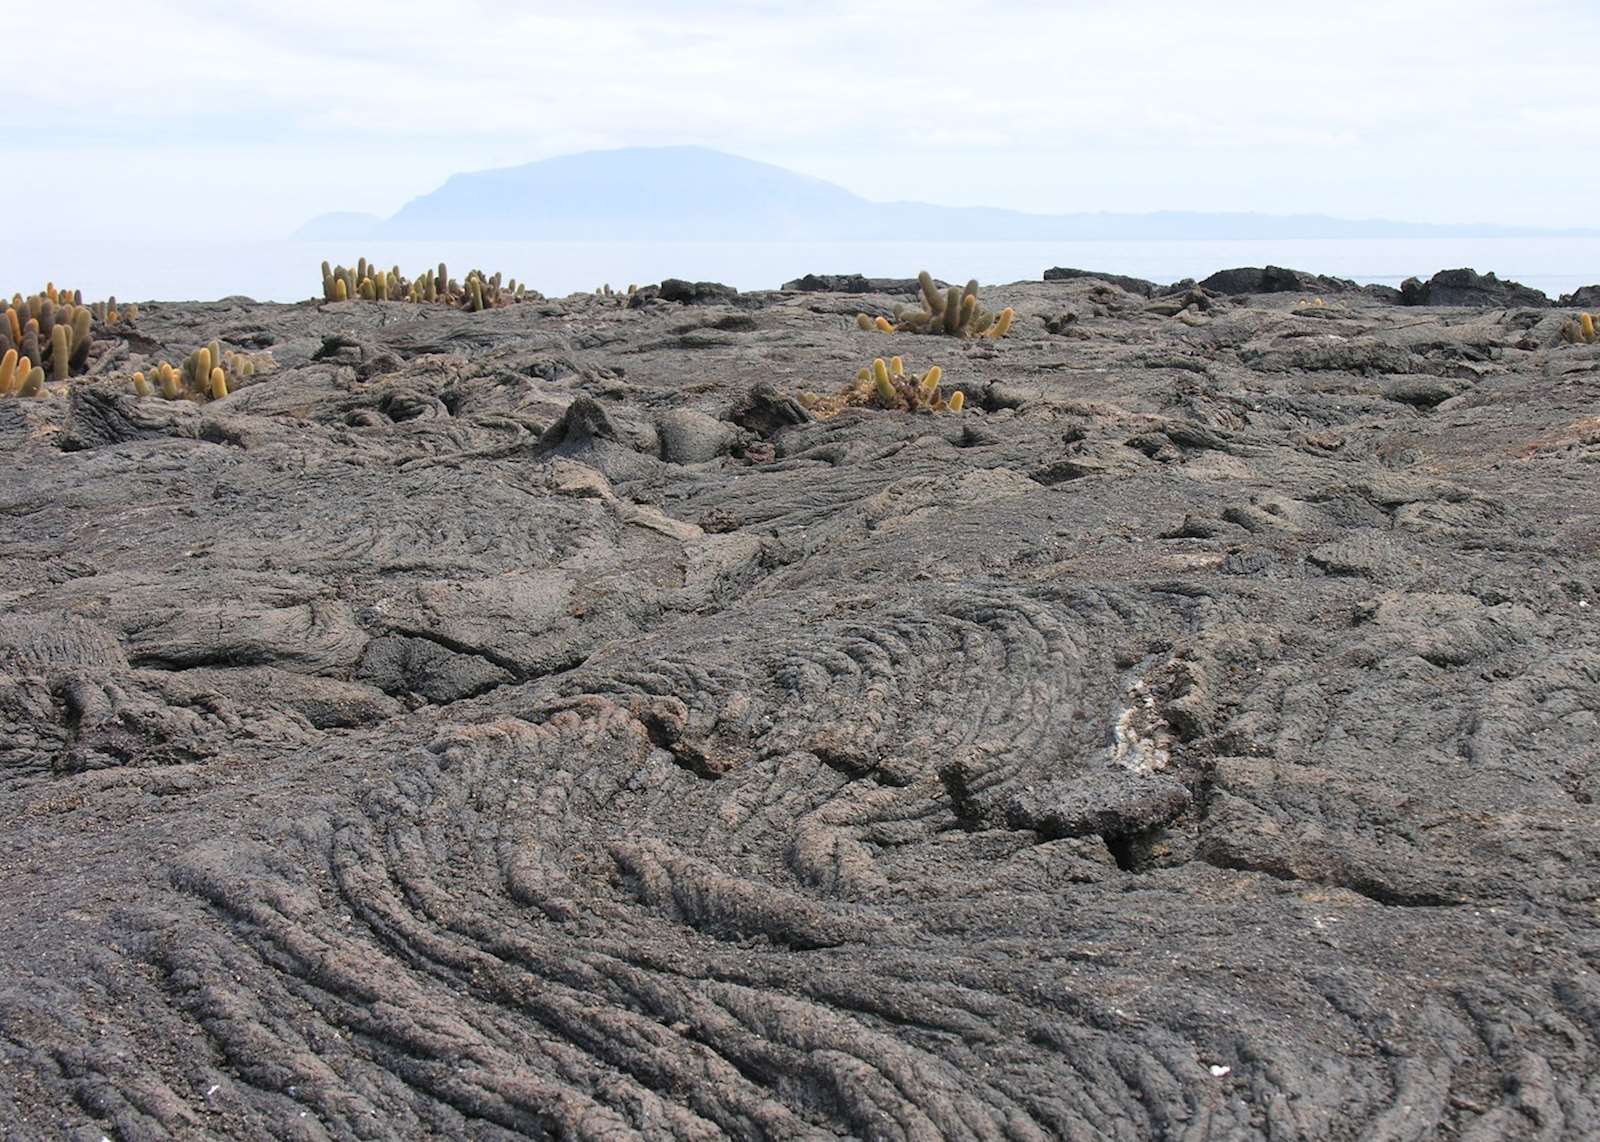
[2, 271, 1599, 1140]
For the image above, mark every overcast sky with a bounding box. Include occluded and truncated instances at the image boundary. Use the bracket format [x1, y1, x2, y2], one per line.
[5, 0, 1594, 238]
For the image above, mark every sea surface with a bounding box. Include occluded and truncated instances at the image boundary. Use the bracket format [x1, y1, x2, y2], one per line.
[5, 238, 1599, 304]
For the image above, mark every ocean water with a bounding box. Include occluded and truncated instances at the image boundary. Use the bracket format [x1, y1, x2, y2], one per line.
[4, 238, 1598, 304]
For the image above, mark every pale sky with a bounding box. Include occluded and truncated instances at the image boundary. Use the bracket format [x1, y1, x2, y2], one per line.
[6, 0, 1595, 238]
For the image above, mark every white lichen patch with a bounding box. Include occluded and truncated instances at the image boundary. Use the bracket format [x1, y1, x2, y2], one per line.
[1111, 675, 1173, 775]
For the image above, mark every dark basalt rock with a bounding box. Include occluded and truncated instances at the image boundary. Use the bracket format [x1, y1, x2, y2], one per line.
[1198, 265, 1364, 295]
[1400, 267, 1551, 307]
[2, 274, 1598, 1140]
[781, 273, 927, 294]
[533, 393, 626, 454]
[1559, 283, 1600, 308]
[356, 635, 514, 704]
[658, 278, 741, 305]
[59, 386, 194, 450]
[655, 408, 738, 464]
[727, 382, 811, 436]
[1006, 770, 1193, 840]
[1043, 267, 1161, 296]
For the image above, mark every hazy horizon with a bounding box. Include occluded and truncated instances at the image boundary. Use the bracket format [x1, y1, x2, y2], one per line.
[5, 0, 1597, 241]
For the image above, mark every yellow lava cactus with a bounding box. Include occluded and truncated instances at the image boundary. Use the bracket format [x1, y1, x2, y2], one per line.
[799, 355, 965, 418]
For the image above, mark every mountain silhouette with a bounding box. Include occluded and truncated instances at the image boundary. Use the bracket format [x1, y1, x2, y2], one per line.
[293, 146, 1595, 242]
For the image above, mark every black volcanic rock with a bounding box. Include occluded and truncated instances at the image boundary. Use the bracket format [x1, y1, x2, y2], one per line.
[1559, 284, 1600, 307]
[1363, 283, 1406, 304]
[728, 382, 811, 436]
[533, 395, 628, 455]
[782, 274, 927, 294]
[1043, 267, 1160, 296]
[1400, 268, 1551, 307]
[5, 276, 1600, 1139]
[1198, 265, 1363, 295]
[659, 278, 740, 305]
[1006, 771, 1193, 840]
